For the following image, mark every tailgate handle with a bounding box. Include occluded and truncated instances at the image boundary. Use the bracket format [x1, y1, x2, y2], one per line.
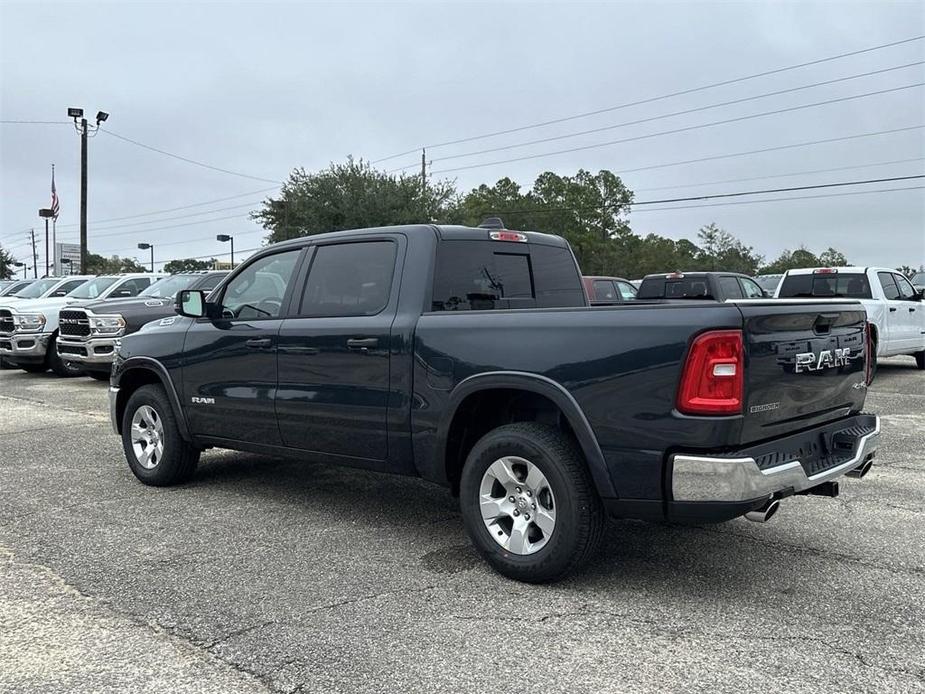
[812, 313, 839, 334]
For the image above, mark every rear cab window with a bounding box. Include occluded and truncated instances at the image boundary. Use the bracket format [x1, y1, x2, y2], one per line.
[778, 272, 873, 299]
[431, 240, 585, 311]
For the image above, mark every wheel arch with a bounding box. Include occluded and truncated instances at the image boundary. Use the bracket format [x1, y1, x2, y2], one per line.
[114, 357, 192, 442]
[437, 372, 616, 499]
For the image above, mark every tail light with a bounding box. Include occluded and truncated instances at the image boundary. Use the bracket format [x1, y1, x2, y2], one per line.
[677, 330, 744, 415]
[865, 322, 874, 385]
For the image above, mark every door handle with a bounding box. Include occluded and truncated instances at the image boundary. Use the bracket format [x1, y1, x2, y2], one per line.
[910, 307, 917, 312]
[347, 337, 378, 351]
[889, 307, 897, 312]
[245, 337, 272, 348]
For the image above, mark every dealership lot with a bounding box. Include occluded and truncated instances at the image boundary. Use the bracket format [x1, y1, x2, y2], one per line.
[1, 359, 923, 693]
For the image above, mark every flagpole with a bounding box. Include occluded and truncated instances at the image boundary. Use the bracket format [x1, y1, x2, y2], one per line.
[51, 164, 58, 274]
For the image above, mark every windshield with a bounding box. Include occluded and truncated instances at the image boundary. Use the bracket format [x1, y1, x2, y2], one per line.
[15, 278, 61, 298]
[140, 274, 200, 299]
[67, 277, 119, 299]
[755, 275, 781, 291]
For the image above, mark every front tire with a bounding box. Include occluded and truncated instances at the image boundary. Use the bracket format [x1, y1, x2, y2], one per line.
[121, 384, 200, 486]
[20, 363, 47, 373]
[459, 422, 604, 583]
[47, 335, 82, 377]
[915, 351, 924, 370]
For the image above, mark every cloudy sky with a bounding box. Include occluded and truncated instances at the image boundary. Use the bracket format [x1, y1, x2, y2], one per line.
[1, 0, 923, 273]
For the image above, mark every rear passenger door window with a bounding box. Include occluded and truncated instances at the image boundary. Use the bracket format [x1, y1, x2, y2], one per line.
[592, 280, 617, 301]
[739, 277, 765, 298]
[719, 276, 744, 299]
[299, 241, 396, 317]
[878, 272, 900, 300]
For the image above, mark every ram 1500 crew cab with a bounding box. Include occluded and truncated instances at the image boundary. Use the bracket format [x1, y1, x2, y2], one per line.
[109, 223, 881, 582]
[776, 267, 925, 371]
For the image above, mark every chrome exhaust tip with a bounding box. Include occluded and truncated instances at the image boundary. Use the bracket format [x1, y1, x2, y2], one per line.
[745, 498, 780, 523]
[847, 457, 874, 479]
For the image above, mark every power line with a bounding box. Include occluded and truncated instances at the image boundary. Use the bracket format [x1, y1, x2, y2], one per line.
[435, 124, 924, 177]
[371, 34, 925, 162]
[475, 175, 925, 216]
[423, 82, 924, 174]
[633, 157, 925, 193]
[414, 62, 924, 166]
[54, 186, 280, 228]
[633, 184, 925, 214]
[0, 120, 70, 125]
[82, 201, 263, 233]
[101, 129, 284, 184]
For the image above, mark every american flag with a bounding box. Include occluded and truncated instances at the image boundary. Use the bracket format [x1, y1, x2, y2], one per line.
[50, 165, 59, 220]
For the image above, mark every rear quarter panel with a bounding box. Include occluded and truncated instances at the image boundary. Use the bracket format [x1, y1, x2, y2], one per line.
[412, 303, 744, 499]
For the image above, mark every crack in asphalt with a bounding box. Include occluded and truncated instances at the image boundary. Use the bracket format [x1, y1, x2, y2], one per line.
[0, 391, 107, 419]
[694, 525, 925, 577]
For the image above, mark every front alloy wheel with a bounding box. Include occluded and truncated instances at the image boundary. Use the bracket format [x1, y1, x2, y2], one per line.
[479, 456, 557, 555]
[130, 405, 165, 469]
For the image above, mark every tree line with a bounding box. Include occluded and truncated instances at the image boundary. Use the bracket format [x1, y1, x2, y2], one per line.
[252, 158, 861, 279]
[1, 158, 922, 280]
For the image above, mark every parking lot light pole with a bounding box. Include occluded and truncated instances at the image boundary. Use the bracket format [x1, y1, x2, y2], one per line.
[68, 107, 109, 273]
[13, 262, 26, 279]
[216, 234, 234, 267]
[137, 243, 154, 272]
[39, 208, 54, 276]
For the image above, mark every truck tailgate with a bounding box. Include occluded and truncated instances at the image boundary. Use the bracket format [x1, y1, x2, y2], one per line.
[735, 299, 868, 443]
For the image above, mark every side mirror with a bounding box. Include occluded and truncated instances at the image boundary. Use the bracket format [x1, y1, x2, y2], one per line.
[176, 289, 207, 318]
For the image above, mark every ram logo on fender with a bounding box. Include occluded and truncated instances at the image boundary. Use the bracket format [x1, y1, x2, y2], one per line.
[191, 396, 215, 405]
[795, 348, 851, 373]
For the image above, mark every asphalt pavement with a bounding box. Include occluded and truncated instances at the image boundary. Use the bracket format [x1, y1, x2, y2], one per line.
[1, 358, 923, 693]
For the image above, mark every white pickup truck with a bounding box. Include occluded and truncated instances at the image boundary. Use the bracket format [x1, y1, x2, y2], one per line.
[776, 267, 925, 370]
[0, 273, 164, 376]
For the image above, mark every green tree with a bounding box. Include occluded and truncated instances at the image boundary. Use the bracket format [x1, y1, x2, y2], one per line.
[0, 244, 16, 280]
[254, 157, 456, 243]
[84, 253, 148, 274]
[818, 247, 849, 267]
[163, 258, 216, 274]
[895, 265, 919, 279]
[695, 223, 763, 274]
[454, 169, 634, 276]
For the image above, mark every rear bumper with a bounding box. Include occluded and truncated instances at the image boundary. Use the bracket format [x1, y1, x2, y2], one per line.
[0, 331, 50, 363]
[671, 414, 880, 504]
[57, 335, 120, 366]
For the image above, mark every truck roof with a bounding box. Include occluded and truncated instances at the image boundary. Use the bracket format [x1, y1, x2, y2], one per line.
[782, 267, 882, 275]
[268, 224, 570, 251]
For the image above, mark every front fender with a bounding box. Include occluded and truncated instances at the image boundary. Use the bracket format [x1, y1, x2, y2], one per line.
[113, 356, 192, 442]
[437, 371, 616, 498]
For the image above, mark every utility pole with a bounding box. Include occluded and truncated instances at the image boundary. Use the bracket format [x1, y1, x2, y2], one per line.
[421, 148, 427, 220]
[80, 116, 88, 272]
[30, 229, 38, 278]
[68, 108, 109, 273]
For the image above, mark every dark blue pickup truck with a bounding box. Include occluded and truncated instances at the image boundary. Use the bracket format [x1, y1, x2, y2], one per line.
[109, 221, 880, 582]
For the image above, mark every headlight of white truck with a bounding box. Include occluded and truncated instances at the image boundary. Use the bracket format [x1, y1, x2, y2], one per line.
[12, 313, 46, 332]
[89, 314, 126, 335]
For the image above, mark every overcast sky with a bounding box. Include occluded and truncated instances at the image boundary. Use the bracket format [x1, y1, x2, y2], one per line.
[1, 0, 923, 274]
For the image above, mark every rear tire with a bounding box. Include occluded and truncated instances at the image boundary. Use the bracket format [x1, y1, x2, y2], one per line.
[915, 351, 925, 370]
[121, 384, 200, 486]
[459, 422, 604, 583]
[47, 335, 82, 377]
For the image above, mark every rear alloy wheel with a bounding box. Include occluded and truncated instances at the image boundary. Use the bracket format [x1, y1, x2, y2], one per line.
[459, 422, 604, 583]
[122, 384, 200, 486]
